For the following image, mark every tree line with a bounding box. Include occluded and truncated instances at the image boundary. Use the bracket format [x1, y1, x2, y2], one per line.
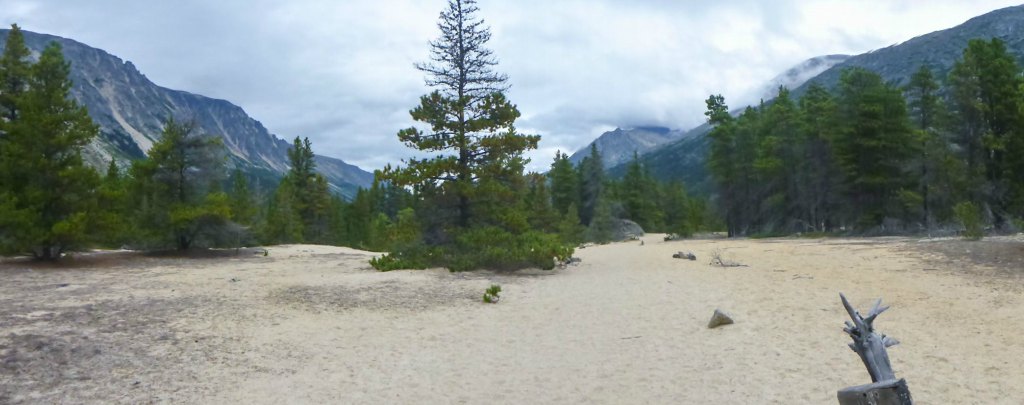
[705, 38, 1024, 237]
[0, 4, 709, 269]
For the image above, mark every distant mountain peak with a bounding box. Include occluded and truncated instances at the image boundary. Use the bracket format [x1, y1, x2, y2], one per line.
[0, 28, 373, 198]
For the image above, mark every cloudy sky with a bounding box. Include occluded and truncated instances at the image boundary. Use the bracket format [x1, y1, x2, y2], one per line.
[3, 0, 1021, 171]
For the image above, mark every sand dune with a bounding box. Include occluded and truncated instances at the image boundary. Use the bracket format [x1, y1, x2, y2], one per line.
[2, 236, 1023, 404]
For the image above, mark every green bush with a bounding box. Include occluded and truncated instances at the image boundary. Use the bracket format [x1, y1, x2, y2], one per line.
[369, 250, 430, 272]
[368, 224, 573, 273]
[447, 227, 573, 272]
[953, 201, 983, 241]
[483, 284, 501, 303]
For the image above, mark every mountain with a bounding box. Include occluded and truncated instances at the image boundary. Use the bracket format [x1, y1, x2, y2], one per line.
[614, 4, 1024, 195]
[0, 29, 373, 198]
[576, 54, 851, 180]
[602, 54, 851, 194]
[792, 5, 1024, 95]
[756, 54, 849, 100]
[567, 126, 692, 168]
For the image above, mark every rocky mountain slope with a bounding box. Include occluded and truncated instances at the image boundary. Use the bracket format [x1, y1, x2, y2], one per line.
[0, 29, 373, 198]
[613, 4, 1024, 195]
[567, 126, 690, 168]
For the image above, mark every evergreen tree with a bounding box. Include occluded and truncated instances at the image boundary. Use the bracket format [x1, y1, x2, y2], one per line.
[0, 42, 100, 259]
[577, 144, 605, 226]
[93, 160, 130, 247]
[834, 67, 916, 229]
[660, 181, 695, 237]
[0, 24, 33, 252]
[556, 203, 585, 244]
[586, 196, 616, 244]
[374, 0, 562, 272]
[284, 136, 335, 243]
[548, 150, 579, 216]
[905, 65, 953, 228]
[619, 152, 662, 230]
[0, 24, 30, 124]
[229, 169, 257, 226]
[796, 82, 842, 232]
[131, 118, 231, 250]
[706, 94, 760, 236]
[261, 177, 304, 244]
[755, 87, 801, 232]
[948, 38, 1024, 227]
[381, 0, 539, 229]
[524, 173, 559, 232]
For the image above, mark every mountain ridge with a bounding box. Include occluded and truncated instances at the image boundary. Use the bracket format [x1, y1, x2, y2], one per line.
[610, 4, 1024, 194]
[0, 28, 373, 198]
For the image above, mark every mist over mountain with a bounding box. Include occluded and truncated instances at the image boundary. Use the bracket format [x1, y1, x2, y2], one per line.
[0, 29, 373, 198]
[756, 54, 849, 101]
[571, 53, 849, 177]
[609, 4, 1024, 194]
[792, 4, 1024, 95]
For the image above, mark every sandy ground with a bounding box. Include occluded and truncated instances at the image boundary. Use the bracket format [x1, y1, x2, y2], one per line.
[2, 235, 1023, 404]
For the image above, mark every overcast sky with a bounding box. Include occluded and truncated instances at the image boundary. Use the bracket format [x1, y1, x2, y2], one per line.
[3, 0, 1021, 171]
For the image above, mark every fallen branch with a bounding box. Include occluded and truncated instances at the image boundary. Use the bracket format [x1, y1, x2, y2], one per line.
[709, 249, 747, 267]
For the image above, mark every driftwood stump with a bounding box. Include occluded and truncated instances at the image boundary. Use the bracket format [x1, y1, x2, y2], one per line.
[838, 293, 913, 405]
[838, 379, 912, 405]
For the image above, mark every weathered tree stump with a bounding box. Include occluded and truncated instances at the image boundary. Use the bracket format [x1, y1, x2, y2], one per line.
[837, 379, 912, 405]
[838, 293, 913, 404]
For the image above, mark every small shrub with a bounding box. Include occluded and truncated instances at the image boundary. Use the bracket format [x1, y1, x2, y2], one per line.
[483, 284, 501, 303]
[369, 251, 430, 272]
[953, 201, 983, 241]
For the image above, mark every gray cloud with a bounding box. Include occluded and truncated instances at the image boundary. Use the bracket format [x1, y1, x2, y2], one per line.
[3, 0, 1020, 171]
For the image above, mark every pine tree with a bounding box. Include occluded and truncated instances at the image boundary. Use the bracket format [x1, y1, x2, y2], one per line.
[261, 177, 304, 244]
[834, 67, 916, 229]
[577, 144, 605, 226]
[755, 87, 801, 232]
[0, 24, 31, 124]
[905, 65, 951, 228]
[524, 173, 559, 232]
[796, 82, 842, 232]
[705, 94, 739, 235]
[381, 0, 539, 230]
[586, 196, 616, 244]
[0, 24, 33, 251]
[620, 152, 662, 230]
[706, 94, 760, 236]
[373, 0, 564, 272]
[548, 151, 579, 216]
[660, 181, 695, 237]
[556, 203, 585, 244]
[229, 169, 257, 226]
[93, 160, 130, 247]
[131, 118, 230, 250]
[0, 42, 100, 259]
[948, 38, 1024, 227]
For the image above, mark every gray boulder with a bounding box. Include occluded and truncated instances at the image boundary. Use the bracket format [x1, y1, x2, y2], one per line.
[707, 309, 734, 329]
[612, 219, 645, 241]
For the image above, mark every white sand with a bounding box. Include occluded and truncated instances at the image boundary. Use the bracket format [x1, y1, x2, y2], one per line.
[2, 236, 1023, 404]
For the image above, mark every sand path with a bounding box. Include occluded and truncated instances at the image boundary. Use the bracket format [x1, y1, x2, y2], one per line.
[2, 236, 1023, 404]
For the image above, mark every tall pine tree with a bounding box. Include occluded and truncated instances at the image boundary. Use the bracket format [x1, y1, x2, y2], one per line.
[381, 0, 538, 230]
[0, 41, 99, 259]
